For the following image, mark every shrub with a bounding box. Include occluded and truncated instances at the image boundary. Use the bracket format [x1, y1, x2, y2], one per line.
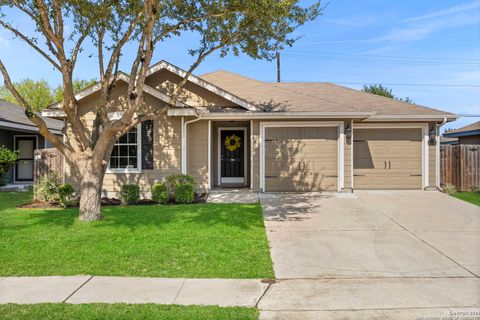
[152, 182, 168, 204]
[174, 183, 194, 204]
[58, 184, 76, 208]
[442, 183, 457, 195]
[0, 147, 18, 186]
[163, 174, 195, 199]
[34, 173, 61, 203]
[120, 184, 140, 205]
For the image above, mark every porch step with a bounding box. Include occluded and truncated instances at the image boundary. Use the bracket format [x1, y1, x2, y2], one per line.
[207, 191, 259, 204]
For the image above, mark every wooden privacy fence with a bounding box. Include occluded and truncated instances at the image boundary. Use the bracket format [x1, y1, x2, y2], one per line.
[34, 148, 64, 183]
[441, 145, 480, 191]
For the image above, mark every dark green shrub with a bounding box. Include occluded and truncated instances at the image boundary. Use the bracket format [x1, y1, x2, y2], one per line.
[34, 173, 61, 203]
[174, 183, 194, 204]
[120, 184, 140, 205]
[163, 174, 195, 199]
[0, 146, 18, 186]
[152, 182, 168, 204]
[58, 184, 76, 208]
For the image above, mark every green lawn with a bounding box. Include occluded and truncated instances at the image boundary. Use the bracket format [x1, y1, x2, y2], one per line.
[0, 192, 273, 278]
[452, 191, 480, 206]
[0, 304, 258, 320]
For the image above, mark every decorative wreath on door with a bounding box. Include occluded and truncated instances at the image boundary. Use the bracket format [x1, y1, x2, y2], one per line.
[224, 134, 242, 152]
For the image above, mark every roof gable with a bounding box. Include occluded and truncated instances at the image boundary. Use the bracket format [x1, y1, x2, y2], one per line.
[146, 61, 257, 111]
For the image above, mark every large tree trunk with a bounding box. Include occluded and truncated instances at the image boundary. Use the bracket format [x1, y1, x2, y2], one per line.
[78, 161, 105, 221]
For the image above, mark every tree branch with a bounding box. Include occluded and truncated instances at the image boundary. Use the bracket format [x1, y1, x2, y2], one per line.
[0, 60, 72, 158]
[0, 20, 61, 70]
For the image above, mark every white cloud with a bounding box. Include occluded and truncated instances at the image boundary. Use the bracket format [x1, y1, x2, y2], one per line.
[380, 13, 480, 42]
[403, 1, 480, 23]
[307, 1, 480, 45]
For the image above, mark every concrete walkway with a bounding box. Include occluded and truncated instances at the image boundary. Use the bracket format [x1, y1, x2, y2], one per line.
[0, 276, 269, 307]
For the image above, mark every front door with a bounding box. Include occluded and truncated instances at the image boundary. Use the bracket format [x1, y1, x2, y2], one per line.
[220, 129, 245, 185]
[15, 137, 36, 182]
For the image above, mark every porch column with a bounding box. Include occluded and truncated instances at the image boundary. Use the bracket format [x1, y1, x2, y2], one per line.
[181, 117, 186, 174]
[208, 120, 212, 189]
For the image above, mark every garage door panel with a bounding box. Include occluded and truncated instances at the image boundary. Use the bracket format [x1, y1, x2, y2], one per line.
[354, 128, 422, 189]
[264, 126, 338, 192]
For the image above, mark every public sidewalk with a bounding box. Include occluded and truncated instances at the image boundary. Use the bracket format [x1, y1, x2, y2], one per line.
[0, 276, 270, 307]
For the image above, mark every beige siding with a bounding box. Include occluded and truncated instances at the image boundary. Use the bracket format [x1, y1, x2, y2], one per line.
[187, 120, 209, 191]
[65, 116, 182, 197]
[64, 82, 182, 197]
[146, 69, 237, 108]
[428, 143, 436, 188]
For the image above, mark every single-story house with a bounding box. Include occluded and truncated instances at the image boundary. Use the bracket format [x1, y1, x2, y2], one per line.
[441, 121, 480, 145]
[0, 100, 63, 184]
[42, 61, 456, 197]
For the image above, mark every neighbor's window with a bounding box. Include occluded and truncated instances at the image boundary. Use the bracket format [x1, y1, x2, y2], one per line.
[109, 125, 140, 171]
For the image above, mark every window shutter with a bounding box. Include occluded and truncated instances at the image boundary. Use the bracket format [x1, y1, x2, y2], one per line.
[141, 120, 154, 170]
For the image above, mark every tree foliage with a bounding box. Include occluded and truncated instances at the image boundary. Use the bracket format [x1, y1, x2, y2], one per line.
[0, 78, 96, 111]
[362, 84, 414, 104]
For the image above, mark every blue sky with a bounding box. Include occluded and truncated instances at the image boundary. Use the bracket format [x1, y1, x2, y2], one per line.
[1, 0, 479, 130]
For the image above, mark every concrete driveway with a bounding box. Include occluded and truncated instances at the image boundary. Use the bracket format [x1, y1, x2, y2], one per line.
[258, 191, 480, 319]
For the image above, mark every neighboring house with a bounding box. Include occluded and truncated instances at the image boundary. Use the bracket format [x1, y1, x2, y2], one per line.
[42, 61, 456, 197]
[0, 100, 63, 184]
[441, 121, 480, 145]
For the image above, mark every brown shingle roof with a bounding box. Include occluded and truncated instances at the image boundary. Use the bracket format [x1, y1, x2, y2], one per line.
[200, 70, 454, 116]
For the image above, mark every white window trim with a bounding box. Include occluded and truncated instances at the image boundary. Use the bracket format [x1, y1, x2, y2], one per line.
[217, 127, 248, 186]
[106, 124, 142, 174]
[259, 121, 345, 192]
[352, 123, 429, 189]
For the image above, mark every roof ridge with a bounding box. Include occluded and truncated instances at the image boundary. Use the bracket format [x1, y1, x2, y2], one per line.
[200, 69, 267, 85]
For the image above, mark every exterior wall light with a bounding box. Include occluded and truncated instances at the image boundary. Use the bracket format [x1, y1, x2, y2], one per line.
[429, 125, 437, 145]
[345, 125, 352, 142]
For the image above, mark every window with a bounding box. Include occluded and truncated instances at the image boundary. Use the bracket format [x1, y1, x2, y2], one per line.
[108, 125, 141, 172]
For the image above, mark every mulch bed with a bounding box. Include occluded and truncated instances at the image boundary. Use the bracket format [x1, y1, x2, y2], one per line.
[17, 193, 208, 210]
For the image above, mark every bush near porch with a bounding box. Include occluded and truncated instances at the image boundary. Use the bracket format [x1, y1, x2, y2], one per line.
[0, 192, 274, 279]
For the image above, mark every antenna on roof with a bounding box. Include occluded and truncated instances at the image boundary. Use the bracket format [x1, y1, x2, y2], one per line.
[276, 52, 281, 83]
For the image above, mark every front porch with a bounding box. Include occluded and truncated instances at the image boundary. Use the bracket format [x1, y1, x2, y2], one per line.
[184, 119, 255, 191]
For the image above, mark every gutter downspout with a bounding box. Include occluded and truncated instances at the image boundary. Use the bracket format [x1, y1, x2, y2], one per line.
[181, 112, 201, 174]
[436, 117, 447, 189]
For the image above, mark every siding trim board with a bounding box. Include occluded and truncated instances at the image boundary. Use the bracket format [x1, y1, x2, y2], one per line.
[259, 121, 345, 192]
[352, 123, 429, 190]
